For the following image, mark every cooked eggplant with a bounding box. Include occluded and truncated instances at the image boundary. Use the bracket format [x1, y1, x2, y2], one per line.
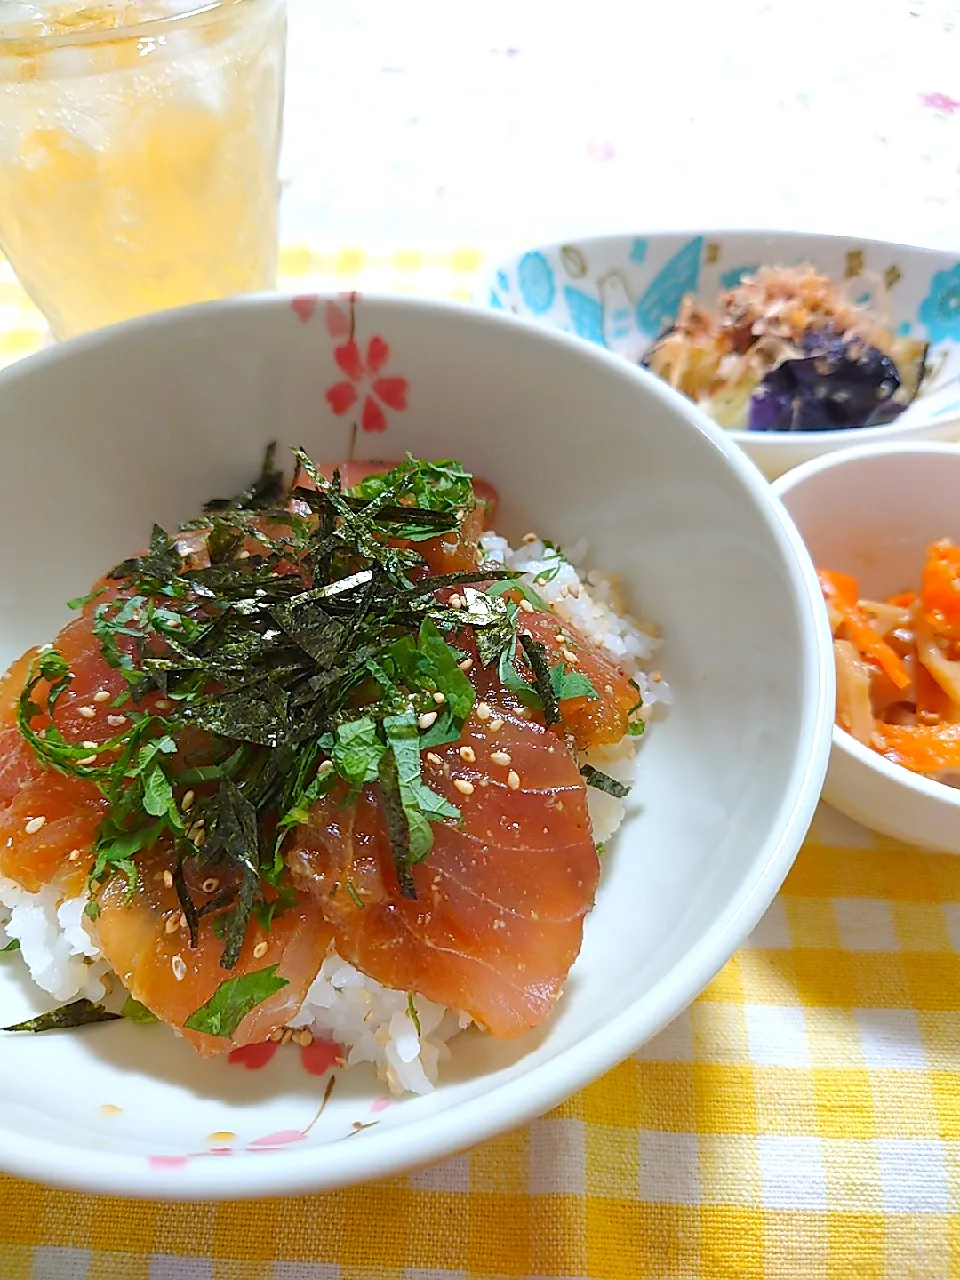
[641, 264, 929, 434]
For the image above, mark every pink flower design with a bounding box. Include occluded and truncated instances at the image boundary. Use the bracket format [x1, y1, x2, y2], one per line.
[325, 299, 351, 338]
[292, 295, 319, 324]
[920, 91, 960, 113]
[248, 1129, 307, 1148]
[324, 325, 409, 433]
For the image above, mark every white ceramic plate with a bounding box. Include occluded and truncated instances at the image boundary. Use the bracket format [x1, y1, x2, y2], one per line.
[479, 231, 960, 479]
[775, 441, 960, 853]
[0, 294, 833, 1198]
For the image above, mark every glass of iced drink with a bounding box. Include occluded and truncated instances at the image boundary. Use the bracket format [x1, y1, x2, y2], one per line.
[0, 1, 286, 339]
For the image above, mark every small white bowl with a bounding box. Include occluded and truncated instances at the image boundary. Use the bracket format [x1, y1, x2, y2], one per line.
[479, 231, 960, 479]
[0, 294, 832, 1198]
[774, 442, 960, 852]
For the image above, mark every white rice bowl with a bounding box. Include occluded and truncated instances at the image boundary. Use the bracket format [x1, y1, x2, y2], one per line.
[0, 529, 665, 1097]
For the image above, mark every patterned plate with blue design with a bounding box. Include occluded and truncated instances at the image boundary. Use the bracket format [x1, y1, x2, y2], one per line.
[479, 232, 960, 477]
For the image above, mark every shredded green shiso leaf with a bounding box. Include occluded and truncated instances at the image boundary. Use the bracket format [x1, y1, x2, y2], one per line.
[11, 447, 633, 1035]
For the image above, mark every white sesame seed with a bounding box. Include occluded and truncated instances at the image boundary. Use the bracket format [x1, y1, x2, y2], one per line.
[68, 849, 81, 862]
[280, 1028, 294, 1046]
[489, 717, 504, 732]
[476, 702, 492, 721]
[491, 751, 512, 767]
[106, 715, 126, 727]
[253, 940, 269, 959]
[458, 658, 473, 672]
[162, 870, 174, 888]
[561, 648, 578, 665]
[449, 594, 465, 609]
[651, 670, 662, 683]
[318, 760, 334, 776]
[297, 1028, 314, 1047]
[182, 790, 196, 812]
[418, 711, 438, 729]
[507, 770, 520, 791]
[164, 915, 180, 935]
[82, 740, 98, 750]
[519, 599, 535, 614]
[24, 816, 46, 835]
[432, 691, 446, 704]
[171, 955, 186, 981]
[522, 532, 538, 544]
[93, 690, 111, 703]
[426, 752, 444, 767]
[77, 755, 98, 767]
[459, 745, 476, 764]
[454, 778, 475, 796]
[77, 706, 96, 719]
[193, 829, 206, 848]
[178, 913, 188, 930]
[604, 684, 614, 695]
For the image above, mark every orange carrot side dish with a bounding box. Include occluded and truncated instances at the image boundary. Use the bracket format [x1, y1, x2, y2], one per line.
[819, 540, 960, 779]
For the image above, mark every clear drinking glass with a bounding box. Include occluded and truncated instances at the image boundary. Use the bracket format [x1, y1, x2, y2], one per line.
[0, 0, 287, 339]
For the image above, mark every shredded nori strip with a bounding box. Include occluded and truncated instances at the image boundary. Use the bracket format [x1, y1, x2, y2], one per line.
[3, 1000, 123, 1033]
[173, 860, 200, 950]
[519, 633, 561, 728]
[205, 441, 286, 514]
[580, 764, 631, 799]
[378, 750, 417, 900]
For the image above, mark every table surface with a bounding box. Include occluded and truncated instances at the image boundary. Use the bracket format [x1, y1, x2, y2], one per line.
[1, 2, 960, 1277]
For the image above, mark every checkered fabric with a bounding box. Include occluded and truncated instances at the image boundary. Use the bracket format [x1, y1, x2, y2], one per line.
[0, 253, 958, 1280]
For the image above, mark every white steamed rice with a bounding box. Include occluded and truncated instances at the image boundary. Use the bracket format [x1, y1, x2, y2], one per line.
[0, 530, 665, 1095]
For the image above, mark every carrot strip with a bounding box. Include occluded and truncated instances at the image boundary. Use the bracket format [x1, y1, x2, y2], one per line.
[818, 570, 911, 691]
[921, 539, 960, 639]
[887, 590, 917, 608]
[873, 722, 960, 774]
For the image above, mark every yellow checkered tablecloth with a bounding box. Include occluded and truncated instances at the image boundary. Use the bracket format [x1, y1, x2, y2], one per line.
[0, 252, 959, 1280]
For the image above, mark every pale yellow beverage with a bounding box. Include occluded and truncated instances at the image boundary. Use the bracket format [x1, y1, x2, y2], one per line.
[0, 0, 286, 338]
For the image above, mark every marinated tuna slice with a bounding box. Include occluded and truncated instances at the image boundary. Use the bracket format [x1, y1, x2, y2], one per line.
[96, 849, 332, 1056]
[287, 700, 599, 1038]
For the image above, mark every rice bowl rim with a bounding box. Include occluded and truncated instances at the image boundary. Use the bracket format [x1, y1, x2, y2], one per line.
[0, 292, 835, 1197]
